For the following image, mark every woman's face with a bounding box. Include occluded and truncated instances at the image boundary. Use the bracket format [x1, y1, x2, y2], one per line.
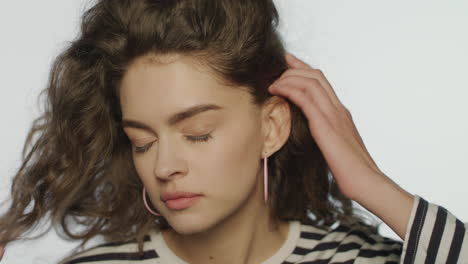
[119, 54, 267, 234]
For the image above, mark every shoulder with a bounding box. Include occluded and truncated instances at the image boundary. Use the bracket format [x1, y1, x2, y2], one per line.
[287, 221, 402, 263]
[59, 234, 162, 264]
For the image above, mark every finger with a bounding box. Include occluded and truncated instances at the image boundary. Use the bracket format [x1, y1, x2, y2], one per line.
[284, 55, 343, 106]
[269, 76, 336, 120]
[271, 81, 331, 141]
[277, 68, 342, 109]
[285, 52, 310, 70]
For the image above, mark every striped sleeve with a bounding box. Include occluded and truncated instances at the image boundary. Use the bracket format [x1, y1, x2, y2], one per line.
[400, 195, 467, 263]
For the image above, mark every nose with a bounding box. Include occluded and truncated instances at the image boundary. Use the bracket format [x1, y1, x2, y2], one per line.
[153, 135, 186, 181]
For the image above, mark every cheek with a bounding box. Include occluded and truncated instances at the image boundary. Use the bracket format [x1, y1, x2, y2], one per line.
[131, 154, 155, 184]
[198, 122, 261, 197]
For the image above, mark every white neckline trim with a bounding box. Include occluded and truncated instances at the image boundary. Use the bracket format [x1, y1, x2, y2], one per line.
[150, 220, 301, 264]
[261, 220, 300, 264]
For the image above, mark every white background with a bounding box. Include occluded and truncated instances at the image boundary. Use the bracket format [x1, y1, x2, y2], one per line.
[1, 0, 467, 263]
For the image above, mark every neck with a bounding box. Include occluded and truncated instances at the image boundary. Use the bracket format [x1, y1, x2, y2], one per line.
[161, 178, 290, 264]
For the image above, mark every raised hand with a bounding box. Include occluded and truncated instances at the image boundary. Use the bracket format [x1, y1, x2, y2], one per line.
[268, 53, 414, 239]
[268, 53, 384, 200]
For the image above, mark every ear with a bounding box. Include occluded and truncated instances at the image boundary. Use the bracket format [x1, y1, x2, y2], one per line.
[261, 96, 291, 157]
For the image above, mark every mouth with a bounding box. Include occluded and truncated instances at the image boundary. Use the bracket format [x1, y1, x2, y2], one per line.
[163, 195, 202, 210]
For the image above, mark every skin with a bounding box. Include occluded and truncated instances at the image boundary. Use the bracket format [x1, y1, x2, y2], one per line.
[119, 53, 292, 264]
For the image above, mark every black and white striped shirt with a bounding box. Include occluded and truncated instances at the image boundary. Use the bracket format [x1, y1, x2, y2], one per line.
[61, 195, 467, 263]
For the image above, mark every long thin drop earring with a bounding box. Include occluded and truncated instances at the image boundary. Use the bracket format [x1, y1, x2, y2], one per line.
[143, 187, 162, 216]
[264, 152, 268, 203]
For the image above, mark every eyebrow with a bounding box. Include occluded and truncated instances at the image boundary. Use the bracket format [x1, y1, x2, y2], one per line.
[121, 104, 223, 133]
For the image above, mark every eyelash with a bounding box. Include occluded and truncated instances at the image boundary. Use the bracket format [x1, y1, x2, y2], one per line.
[132, 133, 213, 154]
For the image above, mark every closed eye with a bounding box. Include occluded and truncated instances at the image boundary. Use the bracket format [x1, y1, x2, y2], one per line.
[132, 133, 213, 153]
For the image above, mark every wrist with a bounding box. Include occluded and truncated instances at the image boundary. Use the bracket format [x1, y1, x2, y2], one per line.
[352, 173, 414, 239]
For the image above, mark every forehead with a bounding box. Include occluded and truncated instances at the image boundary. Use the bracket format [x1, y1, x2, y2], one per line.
[119, 54, 255, 121]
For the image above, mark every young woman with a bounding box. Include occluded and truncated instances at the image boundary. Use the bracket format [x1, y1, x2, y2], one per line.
[0, 0, 466, 263]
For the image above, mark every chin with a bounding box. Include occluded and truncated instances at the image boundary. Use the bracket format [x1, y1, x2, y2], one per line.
[169, 220, 212, 235]
[165, 212, 214, 235]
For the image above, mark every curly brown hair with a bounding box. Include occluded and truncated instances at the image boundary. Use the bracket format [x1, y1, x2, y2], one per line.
[0, 0, 380, 261]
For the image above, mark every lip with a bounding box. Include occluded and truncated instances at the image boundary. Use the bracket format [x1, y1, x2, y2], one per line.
[164, 195, 202, 210]
[161, 191, 203, 202]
